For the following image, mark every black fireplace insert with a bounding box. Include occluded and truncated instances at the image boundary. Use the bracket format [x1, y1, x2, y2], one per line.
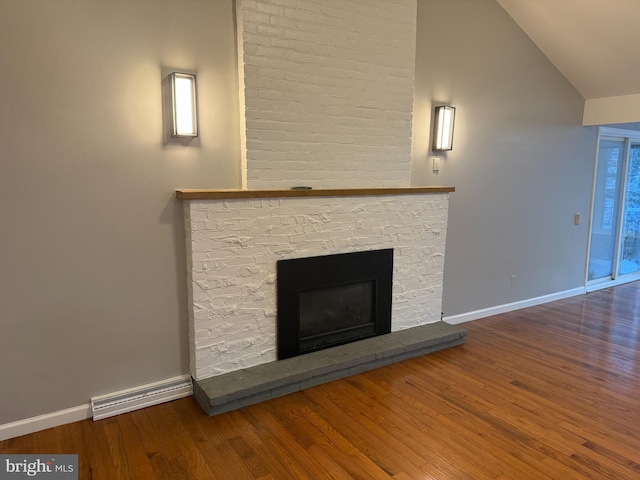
[276, 249, 393, 360]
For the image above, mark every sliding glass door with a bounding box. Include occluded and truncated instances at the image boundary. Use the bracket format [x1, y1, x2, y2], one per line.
[588, 139, 624, 281]
[620, 143, 640, 275]
[588, 129, 640, 288]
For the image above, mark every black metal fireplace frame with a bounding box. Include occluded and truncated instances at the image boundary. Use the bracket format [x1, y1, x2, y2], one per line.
[276, 249, 393, 360]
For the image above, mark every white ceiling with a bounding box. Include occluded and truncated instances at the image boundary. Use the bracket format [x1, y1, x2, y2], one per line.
[496, 0, 640, 100]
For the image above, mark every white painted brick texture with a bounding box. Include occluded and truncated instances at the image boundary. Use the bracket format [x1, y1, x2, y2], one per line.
[184, 193, 449, 380]
[237, 0, 418, 189]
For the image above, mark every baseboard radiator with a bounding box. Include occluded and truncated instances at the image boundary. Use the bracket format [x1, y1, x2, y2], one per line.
[91, 375, 193, 421]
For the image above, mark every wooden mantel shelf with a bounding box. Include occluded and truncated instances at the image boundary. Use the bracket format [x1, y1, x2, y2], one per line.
[176, 186, 454, 200]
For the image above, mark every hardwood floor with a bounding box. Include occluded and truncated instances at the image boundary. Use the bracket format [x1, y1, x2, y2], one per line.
[3, 283, 640, 479]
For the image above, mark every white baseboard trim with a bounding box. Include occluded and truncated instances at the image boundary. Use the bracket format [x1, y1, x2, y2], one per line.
[0, 404, 91, 442]
[443, 287, 587, 325]
[0, 375, 194, 441]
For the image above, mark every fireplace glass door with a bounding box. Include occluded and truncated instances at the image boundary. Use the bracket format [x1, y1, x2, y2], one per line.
[299, 280, 375, 353]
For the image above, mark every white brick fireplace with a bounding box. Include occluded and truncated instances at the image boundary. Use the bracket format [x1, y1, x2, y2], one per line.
[181, 189, 451, 380]
[178, 0, 455, 384]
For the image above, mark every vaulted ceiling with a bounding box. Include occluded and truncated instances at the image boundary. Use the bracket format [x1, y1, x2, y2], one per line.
[496, 0, 640, 129]
[496, 0, 640, 126]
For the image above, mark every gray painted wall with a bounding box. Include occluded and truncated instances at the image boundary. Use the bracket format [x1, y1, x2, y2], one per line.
[0, 0, 240, 424]
[412, 0, 598, 316]
[0, 0, 598, 425]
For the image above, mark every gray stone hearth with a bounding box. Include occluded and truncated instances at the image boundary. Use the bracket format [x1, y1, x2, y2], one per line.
[194, 321, 466, 416]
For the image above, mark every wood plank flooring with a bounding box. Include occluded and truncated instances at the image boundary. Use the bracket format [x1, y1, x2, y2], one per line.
[3, 283, 640, 479]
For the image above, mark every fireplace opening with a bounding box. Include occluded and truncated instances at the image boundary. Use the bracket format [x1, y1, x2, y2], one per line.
[277, 249, 393, 360]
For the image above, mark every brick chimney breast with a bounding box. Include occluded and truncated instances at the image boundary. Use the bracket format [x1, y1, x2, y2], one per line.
[236, 0, 418, 189]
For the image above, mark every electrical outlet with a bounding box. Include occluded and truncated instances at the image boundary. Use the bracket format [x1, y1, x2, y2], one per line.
[510, 275, 517, 287]
[432, 157, 440, 172]
[574, 213, 581, 225]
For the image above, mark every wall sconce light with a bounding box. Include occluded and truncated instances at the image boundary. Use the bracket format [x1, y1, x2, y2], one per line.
[432, 105, 456, 151]
[169, 72, 198, 137]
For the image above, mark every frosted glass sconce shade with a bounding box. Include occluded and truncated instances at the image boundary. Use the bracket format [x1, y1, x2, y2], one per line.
[432, 105, 455, 151]
[170, 72, 198, 137]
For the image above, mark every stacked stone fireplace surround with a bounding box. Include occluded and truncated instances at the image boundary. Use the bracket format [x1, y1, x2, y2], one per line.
[178, 0, 466, 415]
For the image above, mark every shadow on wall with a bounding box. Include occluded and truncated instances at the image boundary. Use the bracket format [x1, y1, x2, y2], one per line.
[160, 194, 190, 373]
